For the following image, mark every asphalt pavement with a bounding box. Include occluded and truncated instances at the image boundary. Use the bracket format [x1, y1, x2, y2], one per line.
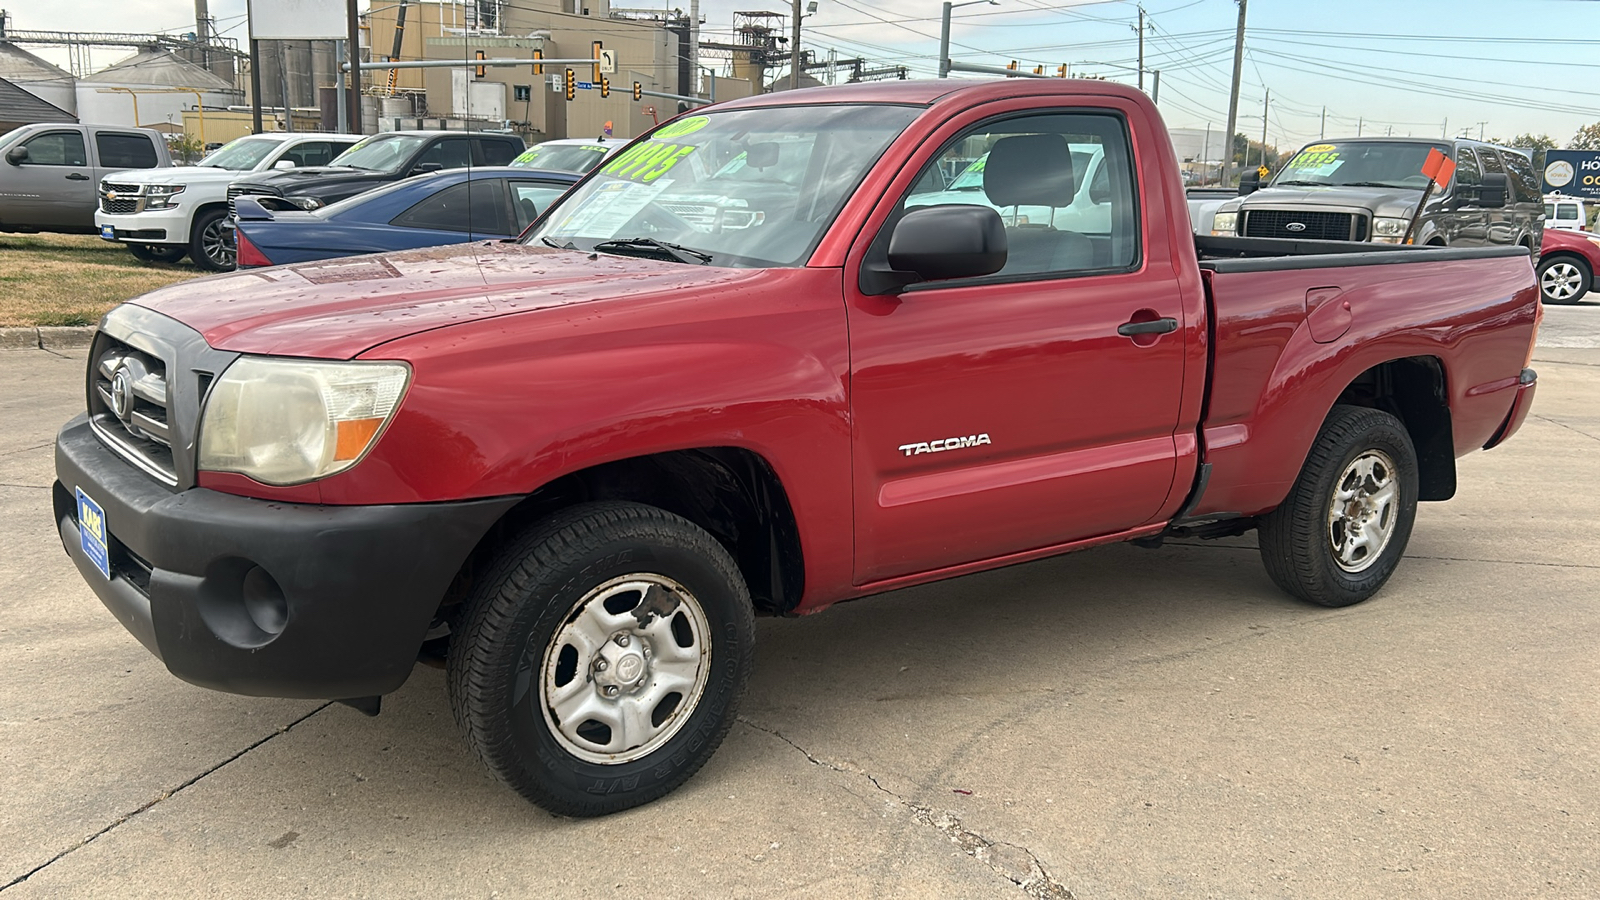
[2, 306, 1597, 899]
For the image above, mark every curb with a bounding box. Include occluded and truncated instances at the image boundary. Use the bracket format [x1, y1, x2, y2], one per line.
[0, 326, 96, 351]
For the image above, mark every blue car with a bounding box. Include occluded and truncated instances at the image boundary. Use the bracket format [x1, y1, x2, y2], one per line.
[232, 166, 579, 268]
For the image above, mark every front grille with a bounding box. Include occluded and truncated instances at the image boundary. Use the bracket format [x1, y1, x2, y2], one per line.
[99, 182, 144, 215]
[1243, 209, 1359, 242]
[89, 336, 177, 486]
[227, 184, 280, 216]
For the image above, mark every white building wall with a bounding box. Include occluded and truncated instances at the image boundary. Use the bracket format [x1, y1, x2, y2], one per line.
[14, 79, 76, 116]
[74, 83, 239, 129]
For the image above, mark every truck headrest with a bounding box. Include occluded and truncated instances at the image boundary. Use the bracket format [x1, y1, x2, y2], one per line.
[984, 133, 1076, 209]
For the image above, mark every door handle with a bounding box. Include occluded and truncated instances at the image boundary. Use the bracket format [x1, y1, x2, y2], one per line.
[65, 173, 89, 181]
[1117, 317, 1178, 337]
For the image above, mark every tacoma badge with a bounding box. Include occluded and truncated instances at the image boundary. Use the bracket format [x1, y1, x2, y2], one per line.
[898, 433, 992, 457]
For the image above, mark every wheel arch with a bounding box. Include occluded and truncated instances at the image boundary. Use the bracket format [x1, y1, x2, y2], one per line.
[1332, 355, 1455, 501]
[439, 447, 805, 625]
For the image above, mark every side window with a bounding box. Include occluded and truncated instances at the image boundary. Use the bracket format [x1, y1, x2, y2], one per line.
[1478, 147, 1505, 175]
[897, 112, 1138, 278]
[510, 181, 569, 230]
[1454, 147, 1481, 189]
[282, 141, 336, 167]
[479, 139, 519, 166]
[1500, 151, 1540, 202]
[414, 138, 474, 171]
[390, 180, 508, 234]
[95, 133, 159, 168]
[21, 131, 87, 166]
[1557, 203, 1580, 221]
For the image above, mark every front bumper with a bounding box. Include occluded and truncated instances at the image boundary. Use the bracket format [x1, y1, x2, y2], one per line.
[1483, 368, 1538, 450]
[54, 414, 519, 699]
[94, 207, 189, 245]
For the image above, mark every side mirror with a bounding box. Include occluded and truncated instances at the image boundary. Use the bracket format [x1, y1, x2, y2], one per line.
[411, 162, 444, 176]
[863, 205, 1006, 293]
[5, 146, 28, 166]
[273, 159, 296, 170]
[1237, 170, 1260, 196]
[1479, 172, 1509, 209]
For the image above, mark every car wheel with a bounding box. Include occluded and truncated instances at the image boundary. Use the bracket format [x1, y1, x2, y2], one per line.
[1537, 254, 1589, 304]
[448, 501, 755, 817]
[127, 243, 187, 264]
[189, 208, 236, 272]
[1258, 405, 1419, 608]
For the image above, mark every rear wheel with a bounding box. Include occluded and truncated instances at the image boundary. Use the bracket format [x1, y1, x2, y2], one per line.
[1537, 254, 1589, 304]
[189, 208, 235, 272]
[127, 243, 187, 264]
[1259, 405, 1419, 607]
[448, 502, 755, 817]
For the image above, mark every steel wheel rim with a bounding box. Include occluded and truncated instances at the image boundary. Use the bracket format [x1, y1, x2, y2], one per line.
[202, 219, 235, 268]
[1542, 262, 1581, 300]
[536, 573, 712, 764]
[1326, 449, 1399, 574]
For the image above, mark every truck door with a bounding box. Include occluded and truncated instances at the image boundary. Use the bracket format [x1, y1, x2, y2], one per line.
[846, 110, 1187, 584]
[1, 129, 92, 230]
[1476, 148, 1515, 246]
[1446, 147, 1489, 247]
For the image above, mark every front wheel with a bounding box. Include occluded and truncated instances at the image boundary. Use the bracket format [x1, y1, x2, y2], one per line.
[189, 208, 236, 272]
[448, 502, 755, 817]
[1258, 405, 1419, 607]
[1537, 254, 1590, 304]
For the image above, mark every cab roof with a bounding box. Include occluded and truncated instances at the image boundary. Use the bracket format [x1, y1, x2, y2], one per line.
[711, 77, 1150, 112]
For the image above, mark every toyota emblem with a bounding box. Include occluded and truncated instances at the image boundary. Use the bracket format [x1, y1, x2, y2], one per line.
[110, 366, 133, 420]
[1285, 222, 1308, 233]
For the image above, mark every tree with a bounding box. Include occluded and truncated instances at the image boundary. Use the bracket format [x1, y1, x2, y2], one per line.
[1567, 122, 1600, 151]
[1504, 133, 1558, 169]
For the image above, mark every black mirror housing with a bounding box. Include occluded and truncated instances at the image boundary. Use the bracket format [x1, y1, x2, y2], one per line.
[5, 146, 28, 166]
[1238, 170, 1260, 196]
[888, 205, 1007, 281]
[1479, 172, 1509, 209]
[412, 162, 444, 175]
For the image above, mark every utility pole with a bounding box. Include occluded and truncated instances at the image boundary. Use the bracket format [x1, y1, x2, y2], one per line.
[1442, 117, 1447, 139]
[1150, 69, 1159, 104]
[194, 0, 210, 71]
[346, 0, 362, 134]
[1259, 88, 1268, 168]
[790, 0, 802, 89]
[940, 0, 998, 78]
[1320, 106, 1325, 140]
[1203, 121, 1212, 183]
[1136, 5, 1144, 92]
[1357, 116, 1363, 136]
[1221, 0, 1246, 186]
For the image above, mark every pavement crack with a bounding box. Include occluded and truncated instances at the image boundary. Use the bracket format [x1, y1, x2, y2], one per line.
[738, 716, 1074, 899]
[0, 482, 49, 490]
[0, 702, 332, 892]
[1531, 414, 1600, 443]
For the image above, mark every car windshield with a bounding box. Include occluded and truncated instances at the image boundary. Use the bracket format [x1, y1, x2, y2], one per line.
[1272, 140, 1452, 190]
[512, 144, 610, 173]
[198, 138, 281, 170]
[528, 104, 919, 267]
[328, 134, 431, 173]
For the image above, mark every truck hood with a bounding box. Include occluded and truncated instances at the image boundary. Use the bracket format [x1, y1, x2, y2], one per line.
[128, 241, 766, 359]
[1230, 184, 1425, 219]
[229, 166, 394, 199]
[103, 166, 254, 186]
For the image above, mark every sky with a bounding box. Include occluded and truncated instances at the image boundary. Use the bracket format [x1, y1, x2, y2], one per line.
[14, 0, 1600, 150]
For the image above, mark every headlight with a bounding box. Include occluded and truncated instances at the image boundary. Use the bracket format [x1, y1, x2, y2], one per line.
[198, 357, 410, 486]
[1371, 216, 1410, 244]
[145, 184, 184, 209]
[1211, 211, 1238, 235]
[285, 196, 324, 211]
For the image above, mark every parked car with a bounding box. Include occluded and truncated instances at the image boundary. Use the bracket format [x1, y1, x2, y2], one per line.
[1186, 186, 1235, 232]
[232, 166, 578, 268]
[55, 79, 1540, 819]
[1536, 227, 1600, 304]
[1543, 193, 1588, 233]
[94, 132, 362, 271]
[0, 124, 170, 234]
[225, 130, 526, 214]
[509, 137, 624, 174]
[1211, 138, 1544, 250]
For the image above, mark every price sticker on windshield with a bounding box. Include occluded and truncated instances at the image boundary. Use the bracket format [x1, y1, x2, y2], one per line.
[600, 141, 697, 183]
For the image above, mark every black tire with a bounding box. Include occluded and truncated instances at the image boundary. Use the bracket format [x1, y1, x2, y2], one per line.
[448, 501, 755, 817]
[1537, 254, 1590, 305]
[1258, 405, 1419, 607]
[189, 208, 235, 272]
[127, 243, 187, 264]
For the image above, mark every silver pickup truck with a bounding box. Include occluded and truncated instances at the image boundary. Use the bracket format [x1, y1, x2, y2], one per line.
[0, 124, 170, 234]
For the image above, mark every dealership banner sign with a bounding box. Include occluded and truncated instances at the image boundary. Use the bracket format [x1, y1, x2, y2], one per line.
[1542, 150, 1600, 199]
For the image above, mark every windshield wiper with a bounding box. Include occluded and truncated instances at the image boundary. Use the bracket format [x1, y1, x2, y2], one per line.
[1341, 181, 1414, 189]
[1273, 179, 1325, 186]
[540, 237, 577, 250]
[593, 238, 713, 265]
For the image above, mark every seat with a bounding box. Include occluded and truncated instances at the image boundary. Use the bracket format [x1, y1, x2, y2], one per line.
[983, 134, 1094, 275]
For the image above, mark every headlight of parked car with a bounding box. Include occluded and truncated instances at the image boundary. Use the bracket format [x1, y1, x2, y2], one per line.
[1211, 211, 1238, 235]
[1371, 216, 1410, 244]
[284, 196, 324, 211]
[144, 185, 185, 209]
[198, 357, 410, 486]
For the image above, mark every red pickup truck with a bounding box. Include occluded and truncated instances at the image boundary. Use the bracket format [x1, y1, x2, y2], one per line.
[55, 80, 1540, 817]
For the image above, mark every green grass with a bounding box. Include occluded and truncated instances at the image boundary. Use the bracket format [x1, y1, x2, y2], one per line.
[0, 233, 206, 327]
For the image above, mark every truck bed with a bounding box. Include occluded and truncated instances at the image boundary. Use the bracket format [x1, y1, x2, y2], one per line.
[1195, 233, 1531, 269]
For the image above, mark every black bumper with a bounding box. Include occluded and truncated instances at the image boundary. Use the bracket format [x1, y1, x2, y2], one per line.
[54, 414, 519, 699]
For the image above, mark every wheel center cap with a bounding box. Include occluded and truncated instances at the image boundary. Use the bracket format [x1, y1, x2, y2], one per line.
[615, 653, 644, 683]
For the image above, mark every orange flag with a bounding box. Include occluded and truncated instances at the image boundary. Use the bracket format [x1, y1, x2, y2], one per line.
[1434, 155, 1456, 186]
[1420, 147, 1446, 181]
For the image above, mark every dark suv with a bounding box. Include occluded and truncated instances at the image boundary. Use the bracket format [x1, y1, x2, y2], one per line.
[227, 131, 526, 213]
[1210, 138, 1543, 251]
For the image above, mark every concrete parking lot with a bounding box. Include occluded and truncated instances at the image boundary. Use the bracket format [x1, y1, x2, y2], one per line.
[2, 307, 1597, 899]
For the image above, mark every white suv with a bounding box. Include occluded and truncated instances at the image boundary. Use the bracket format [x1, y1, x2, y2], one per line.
[1544, 194, 1589, 233]
[95, 132, 361, 271]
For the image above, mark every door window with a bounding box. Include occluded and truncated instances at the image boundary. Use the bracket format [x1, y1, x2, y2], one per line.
[391, 179, 508, 234]
[20, 131, 87, 166]
[280, 141, 339, 167]
[95, 133, 158, 168]
[414, 138, 474, 171]
[479, 139, 519, 165]
[510, 181, 569, 230]
[1453, 147, 1481, 189]
[1478, 147, 1505, 176]
[894, 112, 1139, 279]
[1557, 203, 1580, 221]
[1500, 150, 1539, 202]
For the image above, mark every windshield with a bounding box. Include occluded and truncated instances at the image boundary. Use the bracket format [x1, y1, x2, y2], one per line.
[512, 144, 610, 173]
[1272, 140, 1452, 190]
[528, 104, 920, 267]
[199, 137, 281, 170]
[329, 134, 431, 173]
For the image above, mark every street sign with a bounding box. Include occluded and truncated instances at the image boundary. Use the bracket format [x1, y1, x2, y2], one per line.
[599, 49, 617, 74]
[247, 0, 346, 40]
[1543, 150, 1600, 199]
[578, 81, 594, 90]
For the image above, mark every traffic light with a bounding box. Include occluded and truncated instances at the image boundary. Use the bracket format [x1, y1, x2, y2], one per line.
[475, 50, 486, 79]
[632, 81, 642, 101]
[1033, 65, 1043, 75]
[532, 50, 543, 75]
[1006, 60, 1018, 71]
[591, 40, 603, 81]
[564, 67, 575, 101]
[599, 75, 610, 98]
[1057, 64, 1067, 78]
